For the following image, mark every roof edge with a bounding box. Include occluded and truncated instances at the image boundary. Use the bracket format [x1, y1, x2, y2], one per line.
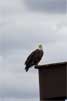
[35, 61, 67, 69]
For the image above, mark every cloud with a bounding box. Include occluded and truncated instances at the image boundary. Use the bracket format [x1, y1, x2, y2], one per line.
[0, 49, 39, 99]
[0, 70, 39, 98]
[0, 0, 66, 54]
[45, 42, 67, 64]
[0, 13, 66, 53]
[0, 98, 39, 101]
[0, 0, 26, 14]
[24, 0, 66, 13]
[0, 0, 39, 99]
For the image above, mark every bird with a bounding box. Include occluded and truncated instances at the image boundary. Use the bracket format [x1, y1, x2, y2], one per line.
[24, 44, 44, 72]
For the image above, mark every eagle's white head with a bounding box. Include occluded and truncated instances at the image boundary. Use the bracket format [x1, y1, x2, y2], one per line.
[38, 44, 43, 50]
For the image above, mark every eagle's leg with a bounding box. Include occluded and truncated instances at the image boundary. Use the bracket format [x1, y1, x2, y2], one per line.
[34, 64, 38, 67]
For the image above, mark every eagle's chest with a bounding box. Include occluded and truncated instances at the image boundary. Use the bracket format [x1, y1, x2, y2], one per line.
[33, 53, 42, 64]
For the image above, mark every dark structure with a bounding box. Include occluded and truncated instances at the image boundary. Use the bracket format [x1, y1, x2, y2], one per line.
[35, 62, 67, 101]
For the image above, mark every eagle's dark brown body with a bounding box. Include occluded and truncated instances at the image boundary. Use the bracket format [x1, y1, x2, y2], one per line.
[25, 49, 43, 72]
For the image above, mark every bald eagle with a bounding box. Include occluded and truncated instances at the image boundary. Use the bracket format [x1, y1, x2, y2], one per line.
[25, 45, 44, 72]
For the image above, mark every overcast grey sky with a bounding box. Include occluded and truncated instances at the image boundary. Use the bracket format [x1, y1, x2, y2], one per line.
[0, 0, 67, 101]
